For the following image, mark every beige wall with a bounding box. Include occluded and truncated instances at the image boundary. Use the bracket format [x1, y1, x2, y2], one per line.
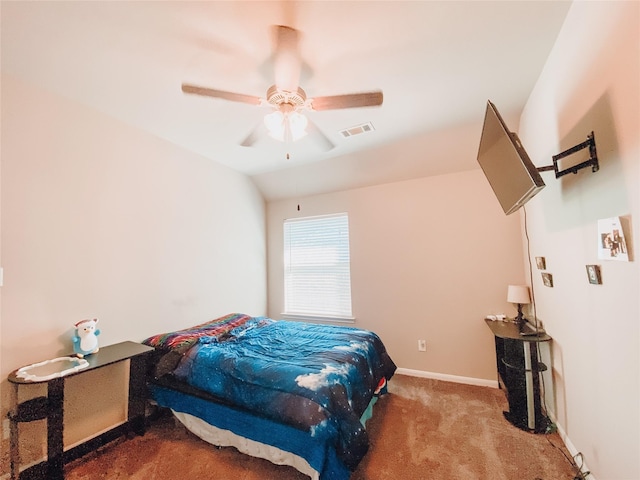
[518, 2, 639, 479]
[267, 169, 526, 382]
[0, 75, 267, 473]
[2, 3, 637, 480]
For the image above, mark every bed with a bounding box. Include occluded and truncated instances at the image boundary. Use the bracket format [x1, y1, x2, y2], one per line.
[142, 313, 396, 480]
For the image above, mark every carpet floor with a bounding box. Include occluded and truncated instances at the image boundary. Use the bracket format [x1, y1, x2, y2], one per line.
[65, 374, 577, 480]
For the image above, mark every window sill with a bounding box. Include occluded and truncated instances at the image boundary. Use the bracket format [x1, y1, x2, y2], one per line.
[281, 313, 356, 324]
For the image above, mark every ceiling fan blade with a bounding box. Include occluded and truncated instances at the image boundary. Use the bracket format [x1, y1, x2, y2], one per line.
[272, 25, 302, 93]
[240, 122, 268, 147]
[182, 84, 262, 106]
[306, 120, 335, 151]
[308, 91, 383, 111]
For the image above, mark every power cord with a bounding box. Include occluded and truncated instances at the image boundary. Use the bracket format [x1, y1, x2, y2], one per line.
[543, 433, 591, 479]
[572, 452, 591, 479]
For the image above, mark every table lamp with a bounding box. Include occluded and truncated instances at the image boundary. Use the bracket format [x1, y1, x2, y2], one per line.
[507, 285, 531, 327]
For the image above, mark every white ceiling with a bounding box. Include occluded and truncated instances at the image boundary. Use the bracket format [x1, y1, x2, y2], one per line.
[1, 1, 572, 201]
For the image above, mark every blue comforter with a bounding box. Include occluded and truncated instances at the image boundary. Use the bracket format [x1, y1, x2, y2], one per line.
[168, 317, 396, 470]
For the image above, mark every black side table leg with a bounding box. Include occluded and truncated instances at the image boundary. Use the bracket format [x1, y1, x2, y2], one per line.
[9, 383, 20, 480]
[128, 355, 148, 436]
[47, 378, 64, 480]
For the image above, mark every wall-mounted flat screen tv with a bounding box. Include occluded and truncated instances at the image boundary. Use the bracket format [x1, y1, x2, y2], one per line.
[477, 101, 545, 215]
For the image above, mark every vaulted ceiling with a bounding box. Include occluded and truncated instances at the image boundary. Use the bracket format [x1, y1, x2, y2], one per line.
[1, 1, 572, 201]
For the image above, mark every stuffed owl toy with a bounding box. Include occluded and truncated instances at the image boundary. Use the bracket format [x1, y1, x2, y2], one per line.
[73, 318, 101, 357]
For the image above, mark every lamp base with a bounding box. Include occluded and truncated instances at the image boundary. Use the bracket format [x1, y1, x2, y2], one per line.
[515, 304, 526, 328]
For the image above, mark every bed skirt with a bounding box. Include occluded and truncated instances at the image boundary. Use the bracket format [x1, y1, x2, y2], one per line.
[174, 410, 320, 479]
[150, 384, 355, 480]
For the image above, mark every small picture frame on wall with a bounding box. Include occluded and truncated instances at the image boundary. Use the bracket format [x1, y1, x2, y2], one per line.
[535, 257, 546, 270]
[541, 272, 554, 287]
[586, 265, 602, 285]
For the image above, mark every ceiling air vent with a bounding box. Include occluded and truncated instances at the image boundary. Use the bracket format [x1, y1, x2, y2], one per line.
[340, 122, 375, 138]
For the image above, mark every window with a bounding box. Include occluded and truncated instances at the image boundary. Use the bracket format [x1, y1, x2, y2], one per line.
[283, 213, 353, 320]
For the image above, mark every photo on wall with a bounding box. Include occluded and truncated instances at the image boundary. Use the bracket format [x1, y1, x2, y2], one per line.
[598, 217, 629, 261]
[586, 265, 602, 285]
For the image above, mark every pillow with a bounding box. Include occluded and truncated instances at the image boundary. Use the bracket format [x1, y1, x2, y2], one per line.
[142, 313, 253, 351]
[142, 313, 271, 378]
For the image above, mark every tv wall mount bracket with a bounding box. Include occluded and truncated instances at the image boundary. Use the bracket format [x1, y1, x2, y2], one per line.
[537, 131, 599, 179]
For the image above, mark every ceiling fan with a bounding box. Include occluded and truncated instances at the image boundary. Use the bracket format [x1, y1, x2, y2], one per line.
[181, 25, 383, 151]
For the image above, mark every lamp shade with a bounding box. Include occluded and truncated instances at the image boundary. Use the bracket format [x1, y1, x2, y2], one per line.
[264, 110, 286, 141]
[287, 111, 308, 141]
[507, 285, 531, 304]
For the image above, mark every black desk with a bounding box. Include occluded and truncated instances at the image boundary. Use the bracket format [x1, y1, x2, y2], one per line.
[485, 320, 551, 433]
[7, 341, 154, 480]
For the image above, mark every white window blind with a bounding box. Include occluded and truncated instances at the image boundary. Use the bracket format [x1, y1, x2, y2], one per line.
[283, 213, 353, 319]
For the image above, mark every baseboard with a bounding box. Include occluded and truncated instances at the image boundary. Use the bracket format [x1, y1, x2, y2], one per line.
[0, 379, 596, 480]
[547, 411, 597, 480]
[395, 367, 499, 388]
[394, 369, 597, 480]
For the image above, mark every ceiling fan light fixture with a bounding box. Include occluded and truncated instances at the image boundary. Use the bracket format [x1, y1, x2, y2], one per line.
[288, 111, 308, 141]
[264, 110, 286, 141]
[264, 107, 308, 143]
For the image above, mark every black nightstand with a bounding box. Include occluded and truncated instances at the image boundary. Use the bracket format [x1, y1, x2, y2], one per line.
[485, 319, 552, 433]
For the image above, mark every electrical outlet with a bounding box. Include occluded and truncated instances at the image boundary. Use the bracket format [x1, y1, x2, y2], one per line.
[418, 340, 426, 352]
[2, 418, 9, 440]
